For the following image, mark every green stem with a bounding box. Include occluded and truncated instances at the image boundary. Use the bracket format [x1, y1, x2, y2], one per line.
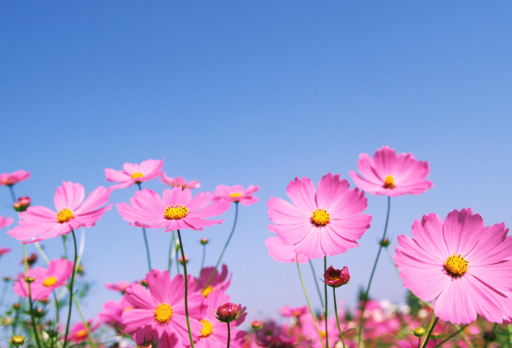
[8, 185, 16, 203]
[309, 260, 324, 309]
[201, 243, 206, 272]
[168, 232, 175, 274]
[433, 324, 468, 347]
[203, 203, 239, 290]
[136, 182, 152, 272]
[454, 324, 474, 348]
[176, 230, 195, 348]
[507, 325, 512, 348]
[34, 242, 50, 264]
[53, 291, 60, 327]
[324, 256, 329, 348]
[24, 245, 42, 348]
[62, 235, 68, 259]
[420, 316, 439, 348]
[63, 230, 78, 348]
[483, 323, 498, 348]
[226, 322, 231, 348]
[296, 256, 326, 348]
[333, 288, 346, 348]
[358, 196, 391, 348]
[73, 294, 96, 348]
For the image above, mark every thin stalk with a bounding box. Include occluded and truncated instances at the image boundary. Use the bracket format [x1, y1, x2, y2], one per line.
[176, 230, 195, 348]
[433, 324, 468, 347]
[454, 324, 474, 348]
[168, 232, 175, 274]
[136, 182, 152, 272]
[175, 237, 181, 275]
[8, 185, 16, 203]
[0, 280, 8, 308]
[201, 243, 206, 272]
[203, 203, 238, 290]
[63, 230, 78, 348]
[332, 288, 346, 348]
[507, 324, 512, 348]
[226, 322, 231, 348]
[34, 242, 50, 264]
[62, 235, 68, 259]
[53, 291, 60, 326]
[358, 196, 391, 348]
[24, 245, 42, 348]
[308, 260, 324, 309]
[420, 316, 439, 348]
[324, 256, 329, 348]
[483, 323, 498, 348]
[73, 294, 96, 348]
[296, 256, 326, 348]
[12, 296, 22, 333]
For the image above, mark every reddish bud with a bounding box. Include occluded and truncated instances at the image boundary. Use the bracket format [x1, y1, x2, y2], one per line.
[20, 253, 37, 267]
[13, 196, 30, 212]
[251, 320, 263, 330]
[179, 255, 189, 265]
[3, 276, 11, 282]
[215, 302, 241, 323]
[324, 266, 350, 288]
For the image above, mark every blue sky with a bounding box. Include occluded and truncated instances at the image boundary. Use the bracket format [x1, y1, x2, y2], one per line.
[1, 1, 511, 327]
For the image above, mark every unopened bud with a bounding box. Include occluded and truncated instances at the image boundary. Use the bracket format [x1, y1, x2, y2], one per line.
[324, 266, 350, 288]
[3, 276, 10, 282]
[200, 238, 209, 245]
[380, 238, 390, 247]
[39, 297, 49, 304]
[12, 303, 21, 310]
[413, 327, 426, 337]
[140, 279, 148, 288]
[215, 303, 241, 323]
[13, 197, 30, 212]
[11, 335, 25, 346]
[25, 277, 35, 284]
[76, 265, 85, 275]
[179, 255, 189, 265]
[251, 320, 263, 330]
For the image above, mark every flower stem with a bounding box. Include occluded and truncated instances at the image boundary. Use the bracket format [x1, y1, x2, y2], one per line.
[24, 245, 42, 348]
[62, 235, 68, 259]
[72, 294, 96, 348]
[308, 260, 324, 310]
[204, 203, 238, 290]
[433, 324, 468, 347]
[324, 256, 329, 348]
[8, 185, 16, 203]
[358, 196, 391, 348]
[420, 316, 439, 348]
[177, 229, 195, 348]
[332, 288, 346, 348]
[226, 322, 231, 348]
[507, 324, 512, 348]
[296, 256, 326, 348]
[483, 323, 498, 348]
[201, 243, 206, 273]
[53, 290, 60, 327]
[168, 232, 175, 274]
[136, 182, 152, 272]
[63, 230, 78, 348]
[454, 324, 474, 348]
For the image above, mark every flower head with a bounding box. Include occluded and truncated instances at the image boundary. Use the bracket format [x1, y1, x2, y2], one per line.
[267, 173, 372, 259]
[324, 266, 350, 288]
[10, 335, 25, 346]
[280, 305, 308, 318]
[13, 197, 30, 212]
[105, 280, 130, 294]
[159, 174, 200, 190]
[349, 146, 434, 197]
[8, 182, 113, 243]
[66, 319, 100, 343]
[105, 159, 164, 189]
[0, 216, 13, 230]
[215, 303, 241, 323]
[0, 170, 30, 186]
[117, 187, 230, 232]
[394, 208, 512, 324]
[0, 248, 11, 256]
[195, 264, 231, 298]
[265, 237, 309, 264]
[98, 297, 132, 331]
[212, 185, 259, 206]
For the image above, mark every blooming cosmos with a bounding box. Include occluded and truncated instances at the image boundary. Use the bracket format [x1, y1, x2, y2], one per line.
[13, 258, 74, 301]
[212, 185, 259, 206]
[265, 237, 308, 264]
[66, 319, 101, 343]
[394, 208, 512, 324]
[267, 173, 372, 259]
[196, 264, 231, 298]
[349, 146, 434, 197]
[8, 182, 113, 243]
[105, 280, 130, 294]
[280, 305, 308, 318]
[0, 216, 13, 230]
[117, 187, 230, 231]
[98, 297, 132, 331]
[0, 170, 30, 186]
[105, 159, 164, 189]
[0, 248, 11, 257]
[159, 174, 200, 189]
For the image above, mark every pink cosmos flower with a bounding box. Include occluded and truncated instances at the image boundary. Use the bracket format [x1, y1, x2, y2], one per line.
[0, 216, 13, 230]
[7, 181, 113, 243]
[394, 208, 512, 325]
[0, 247, 11, 256]
[349, 146, 434, 197]
[212, 185, 259, 206]
[117, 187, 230, 232]
[122, 269, 206, 346]
[195, 264, 231, 298]
[105, 159, 164, 189]
[98, 297, 132, 331]
[0, 170, 30, 186]
[66, 319, 100, 343]
[159, 174, 200, 190]
[280, 305, 308, 318]
[105, 281, 130, 294]
[265, 237, 308, 264]
[13, 258, 74, 301]
[267, 173, 372, 259]
[301, 315, 339, 348]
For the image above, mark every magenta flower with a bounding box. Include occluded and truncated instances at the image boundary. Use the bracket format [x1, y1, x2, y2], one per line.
[349, 146, 434, 197]
[105, 280, 130, 294]
[0, 216, 13, 230]
[265, 237, 309, 264]
[159, 174, 201, 190]
[195, 264, 231, 298]
[98, 297, 132, 330]
[7, 182, 113, 243]
[280, 305, 308, 318]
[13, 258, 74, 301]
[105, 159, 164, 189]
[0, 170, 30, 186]
[122, 269, 206, 346]
[0, 247, 11, 256]
[267, 173, 372, 259]
[324, 265, 350, 288]
[212, 185, 259, 206]
[215, 302, 241, 323]
[394, 208, 512, 324]
[117, 187, 230, 232]
[66, 319, 100, 343]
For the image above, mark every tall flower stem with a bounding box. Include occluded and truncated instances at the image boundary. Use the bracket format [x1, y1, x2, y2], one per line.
[53, 291, 60, 327]
[309, 260, 324, 309]
[358, 196, 391, 348]
[204, 203, 238, 290]
[324, 256, 329, 348]
[332, 288, 346, 348]
[296, 257, 326, 348]
[62, 235, 68, 259]
[454, 324, 473, 348]
[63, 230, 78, 348]
[226, 322, 231, 348]
[201, 242, 207, 273]
[8, 185, 16, 203]
[168, 232, 175, 274]
[72, 294, 96, 348]
[176, 230, 195, 348]
[507, 325, 512, 348]
[420, 316, 439, 348]
[136, 183, 152, 272]
[23, 245, 42, 348]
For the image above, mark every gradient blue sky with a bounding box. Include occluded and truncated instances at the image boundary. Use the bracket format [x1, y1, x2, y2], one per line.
[1, 1, 511, 327]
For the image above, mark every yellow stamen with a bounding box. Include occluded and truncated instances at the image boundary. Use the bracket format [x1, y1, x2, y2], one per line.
[56, 208, 74, 223]
[43, 277, 58, 287]
[201, 285, 214, 298]
[164, 205, 189, 220]
[229, 193, 242, 199]
[320, 331, 326, 338]
[75, 330, 87, 338]
[383, 175, 395, 189]
[445, 253, 469, 277]
[311, 209, 330, 227]
[200, 319, 214, 337]
[154, 303, 173, 323]
[123, 307, 133, 311]
[131, 172, 144, 180]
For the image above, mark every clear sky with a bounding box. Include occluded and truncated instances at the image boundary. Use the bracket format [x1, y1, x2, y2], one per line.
[1, 1, 511, 326]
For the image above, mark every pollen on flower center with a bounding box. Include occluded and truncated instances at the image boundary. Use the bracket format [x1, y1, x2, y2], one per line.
[56, 208, 74, 223]
[154, 303, 173, 323]
[131, 172, 144, 180]
[444, 253, 469, 277]
[202, 285, 214, 298]
[43, 277, 58, 287]
[200, 319, 214, 337]
[229, 192, 242, 198]
[75, 330, 87, 338]
[383, 175, 395, 189]
[311, 209, 330, 227]
[164, 205, 189, 220]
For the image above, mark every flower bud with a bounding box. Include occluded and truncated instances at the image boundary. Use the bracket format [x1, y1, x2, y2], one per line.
[179, 255, 189, 265]
[251, 320, 263, 330]
[13, 197, 30, 212]
[324, 266, 350, 288]
[200, 238, 209, 245]
[25, 277, 35, 284]
[380, 238, 390, 247]
[76, 265, 85, 275]
[10, 335, 25, 346]
[3, 276, 11, 282]
[20, 253, 37, 267]
[12, 303, 21, 310]
[215, 303, 241, 323]
[140, 279, 148, 288]
[413, 327, 426, 337]
[39, 297, 49, 304]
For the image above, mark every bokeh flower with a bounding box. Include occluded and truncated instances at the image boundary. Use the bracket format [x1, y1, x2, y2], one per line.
[212, 185, 259, 206]
[267, 173, 372, 259]
[265, 237, 308, 264]
[105, 159, 164, 189]
[66, 319, 100, 343]
[159, 174, 200, 190]
[349, 146, 433, 197]
[98, 297, 132, 331]
[0, 216, 13, 230]
[105, 280, 130, 294]
[195, 264, 231, 298]
[0, 248, 11, 256]
[280, 305, 308, 318]
[0, 170, 30, 186]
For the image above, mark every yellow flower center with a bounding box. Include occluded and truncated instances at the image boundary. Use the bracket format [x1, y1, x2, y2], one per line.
[75, 330, 87, 338]
[229, 193, 242, 199]
[56, 208, 74, 223]
[200, 319, 214, 337]
[123, 307, 133, 311]
[164, 205, 189, 220]
[154, 303, 173, 323]
[320, 331, 326, 338]
[43, 277, 58, 287]
[383, 175, 395, 189]
[445, 253, 469, 277]
[201, 285, 214, 298]
[311, 209, 330, 227]
[131, 172, 144, 180]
